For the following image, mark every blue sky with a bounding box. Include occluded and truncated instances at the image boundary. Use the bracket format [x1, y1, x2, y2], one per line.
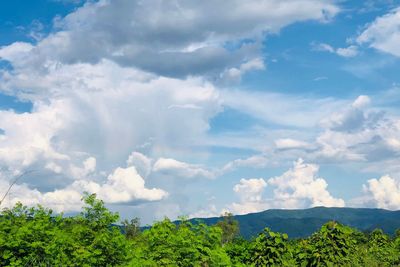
[1, 0, 400, 223]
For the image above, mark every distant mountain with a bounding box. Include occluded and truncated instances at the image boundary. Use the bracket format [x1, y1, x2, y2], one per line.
[189, 207, 400, 239]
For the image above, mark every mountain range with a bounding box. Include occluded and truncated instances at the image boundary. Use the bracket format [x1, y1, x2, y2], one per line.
[189, 207, 400, 239]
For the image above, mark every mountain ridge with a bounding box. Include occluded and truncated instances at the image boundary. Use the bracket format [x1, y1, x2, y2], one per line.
[187, 206, 400, 239]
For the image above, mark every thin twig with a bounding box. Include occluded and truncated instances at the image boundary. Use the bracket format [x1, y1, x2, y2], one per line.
[0, 170, 36, 206]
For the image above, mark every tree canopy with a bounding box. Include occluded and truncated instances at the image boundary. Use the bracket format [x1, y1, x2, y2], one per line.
[1, 195, 399, 266]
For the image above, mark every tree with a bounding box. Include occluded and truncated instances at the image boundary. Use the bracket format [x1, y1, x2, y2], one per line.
[250, 227, 293, 266]
[297, 221, 357, 266]
[128, 218, 231, 266]
[224, 237, 252, 266]
[363, 229, 399, 266]
[216, 212, 240, 244]
[0, 193, 130, 266]
[123, 217, 141, 239]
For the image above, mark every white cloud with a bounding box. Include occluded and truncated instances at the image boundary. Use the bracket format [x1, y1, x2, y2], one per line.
[319, 96, 369, 132]
[0, 101, 69, 171]
[275, 138, 310, 150]
[222, 154, 272, 173]
[0, 42, 34, 63]
[361, 175, 400, 210]
[336, 45, 359, 57]
[268, 159, 345, 208]
[153, 158, 215, 179]
[314, 95, 400, 163]
[312, 42, 359, 57]
[70, 157, 96, 180]
[81, 166, 168, 204]
[352, 95, 371, 108]
[127, 152, 152, 178]
[0, 162, 168, 212]
[233, 178, 267, 202]
[229, 178, 269, 215]
[0, 0, 338, 78]
[0, 60, 221, 168]
[357, 7, 400, 57]
[208, 94, 400, 184]
[0, 59, 220, 212]
[313, 42, 335, 53]
[220, 58, 265, 83]
[226, 159, 344, 215]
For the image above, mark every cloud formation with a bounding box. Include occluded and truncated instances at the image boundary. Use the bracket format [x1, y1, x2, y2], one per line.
[227, 159, 344, 215]
[312, 42, 359, 57]
[358, 7, 400, 57]
[0, 163, 168, 212]
[153, 158, 215, 179]
[0, 0, 338, 79]
[361, 175, 400, 210]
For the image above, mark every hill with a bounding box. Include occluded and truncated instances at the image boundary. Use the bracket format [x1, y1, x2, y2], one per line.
[189, 207, 400, 239]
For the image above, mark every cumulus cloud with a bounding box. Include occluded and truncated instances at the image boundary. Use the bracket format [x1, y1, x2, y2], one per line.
[0, 160, 168, 212]
[268, 159, 345, 208]
[0, 60, 221, 167]
[234, 178, 267, 202]
[357, 7, 400, 57]
[315, 95, 400, 163]
[360, 175, 400, 210]
[229, 178, 269, 215]
[320, 95, 371, 132]
[208, 93, 400, 184]
[0, 58, 221, 212]
[82, 166, 168, 204]
[227, 159, 344, 215]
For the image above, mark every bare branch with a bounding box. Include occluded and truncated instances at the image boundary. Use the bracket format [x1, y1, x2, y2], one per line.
[0, 170, 36, 207]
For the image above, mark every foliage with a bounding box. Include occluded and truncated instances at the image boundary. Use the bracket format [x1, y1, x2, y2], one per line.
[1, 197, 400, 266]
[296, 221, 357, 266]
[249, 227, 294, 266]
[128, 217, 231, 266]
[0, 193, 129, 266]
[360, 229, 400, 266]
[122, 217, 141, 240]
[216, 212, 240, 244]
[223, 237, 252, 266]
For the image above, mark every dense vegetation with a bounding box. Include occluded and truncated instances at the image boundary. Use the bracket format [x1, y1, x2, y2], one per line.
[1, 194, 400, 266]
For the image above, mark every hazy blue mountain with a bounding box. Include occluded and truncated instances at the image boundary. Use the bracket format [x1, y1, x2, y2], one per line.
[189, 207, 400, 239]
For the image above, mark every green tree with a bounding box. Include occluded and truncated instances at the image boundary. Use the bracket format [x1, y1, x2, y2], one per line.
[0, 203, 59, 266]
[216, 212, 240, 245]
[297, 221, 357, 266]
[224, 237, 252, 266]
[123, 217, 141, 239]
[250, 227, 294, 266]
[128, 218, 231, 266]
[363, 229, 399, 266]
[0, 193, 130, 267]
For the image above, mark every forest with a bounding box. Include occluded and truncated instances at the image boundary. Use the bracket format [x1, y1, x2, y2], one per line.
[1, 194, 400, 266]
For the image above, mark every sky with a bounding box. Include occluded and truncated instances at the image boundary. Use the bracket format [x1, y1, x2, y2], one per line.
[1, 0, 400, 224]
